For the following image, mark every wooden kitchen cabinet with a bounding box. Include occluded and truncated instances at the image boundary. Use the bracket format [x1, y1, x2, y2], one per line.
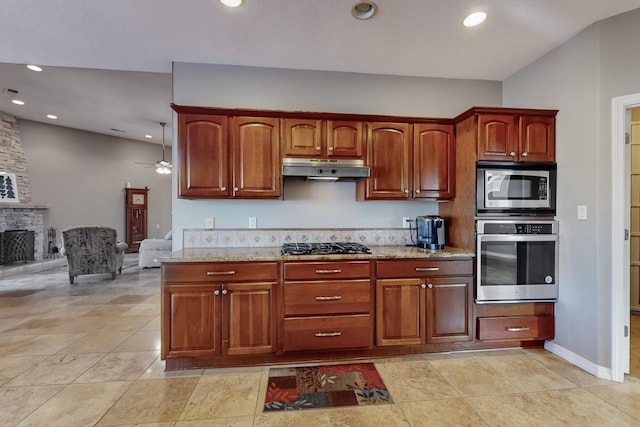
[358, 121, 455, 200]
[477, 113, 555, 162]
[176, 112, 281, 199]
[161, 262, 278, 360]
[476, 302, 554, 341]
[375, 259, 473, 346]
[282, 261, 373, 352]
[282, 119, 364, 159]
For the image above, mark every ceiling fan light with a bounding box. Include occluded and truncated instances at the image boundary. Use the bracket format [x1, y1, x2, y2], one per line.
[155, 165, 171, 175]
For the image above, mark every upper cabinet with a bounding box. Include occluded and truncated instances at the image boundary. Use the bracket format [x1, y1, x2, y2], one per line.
[282, 119, 364, 159]
[175, 110, 281, 199]
[357, 122, 455, 200]
[476, 112, 556, 162]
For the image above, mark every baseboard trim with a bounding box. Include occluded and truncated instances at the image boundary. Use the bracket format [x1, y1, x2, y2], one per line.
[544, 340, 616, 382]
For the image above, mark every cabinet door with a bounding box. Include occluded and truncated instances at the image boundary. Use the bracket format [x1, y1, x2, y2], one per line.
[425, 276, 473, 344]
[223, 282, 277, 355]
[519, 115, 556, 162]
[326, 120, 364, 159]
[282, 118, 323, 157]
[413, 123, 455, 199]
[359, 122, 411, 200]
[178, 114, 230, 198]
[376, 278, 424, 346]
[231, 117, 282, 199]
[477, 114, 518, 162]
[163, 285, 220, 358]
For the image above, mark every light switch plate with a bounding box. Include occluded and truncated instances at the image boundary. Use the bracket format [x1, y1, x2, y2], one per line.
[205, 216, 215, 229]
[248, 217, 257, 229]
[578, 205, 587, 220]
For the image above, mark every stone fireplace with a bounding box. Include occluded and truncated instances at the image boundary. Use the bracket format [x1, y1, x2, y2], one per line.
[0, 111, 48, 262]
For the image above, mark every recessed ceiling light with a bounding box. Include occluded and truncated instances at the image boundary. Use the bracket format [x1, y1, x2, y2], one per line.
[27, 64, 42, 72]
[352, 1, 377, 20]
[463, 11, 487, 27]
[11, 99, 25, 105]
[220, 0, 242, 7]
[145, 134, 153, 139]
[46, 114, 58, 120]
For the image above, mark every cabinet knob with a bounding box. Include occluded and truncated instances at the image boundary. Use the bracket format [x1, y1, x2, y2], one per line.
[316, 146, 322, 150]
[221, 186, 227, 191]
[222, 289, 228, 295]
[234, 187, 239, 191]
[421, 284, 426, 289]
[428, 283, 434, 289]
[404, 189, 409, 194]
[509, 152, 516, 157]
[328, 146, 334, 151]
[521, 152, 528, 157]
[415, 189, 420, 194]
[214, 290, 220, 296]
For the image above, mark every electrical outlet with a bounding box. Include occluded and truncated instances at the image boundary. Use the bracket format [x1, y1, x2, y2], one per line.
[578, 205, 587, 220]
[403, 217, 411, 229]
[205, 216, 215, 229]
[248, 217, 257, 229]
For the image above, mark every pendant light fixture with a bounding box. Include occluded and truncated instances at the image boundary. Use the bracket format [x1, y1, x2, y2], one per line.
[155, 122, 172, 175]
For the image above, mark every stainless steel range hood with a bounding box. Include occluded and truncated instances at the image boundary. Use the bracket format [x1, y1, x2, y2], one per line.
[282, 158, 370, 182]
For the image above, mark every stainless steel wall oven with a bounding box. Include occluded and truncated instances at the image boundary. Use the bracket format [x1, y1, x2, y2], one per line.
[476, 219, 558, 303]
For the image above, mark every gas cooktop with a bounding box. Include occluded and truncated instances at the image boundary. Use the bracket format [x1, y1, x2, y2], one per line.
[281, 242, 372, 256]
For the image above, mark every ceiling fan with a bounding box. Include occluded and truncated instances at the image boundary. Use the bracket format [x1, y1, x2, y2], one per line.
[136, 122, 172, 174]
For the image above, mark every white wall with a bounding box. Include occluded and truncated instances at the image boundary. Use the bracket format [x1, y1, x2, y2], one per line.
[503, 8, 640, 370]
[19, 120, 173, 246]
[171, 63, 502, 249]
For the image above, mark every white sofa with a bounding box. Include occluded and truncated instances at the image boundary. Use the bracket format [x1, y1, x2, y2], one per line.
[139, 231, 172, 268]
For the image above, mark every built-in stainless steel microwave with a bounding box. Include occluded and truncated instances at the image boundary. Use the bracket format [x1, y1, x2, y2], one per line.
[476, 162, 557, 217]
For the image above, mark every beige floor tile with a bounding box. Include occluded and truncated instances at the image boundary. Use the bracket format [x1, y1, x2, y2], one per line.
[0, 355, 48, 383]
[400, 399, 489, 426]
[0, 333, 86, 357]
[15, 381, 131, 427]
[6, 353, 104, 386]
[122, 303, 161, 317]
[140, 315, 161, 331]
[97, 378, 198, 425]
[466, 392, 566, 426]
[530, 388, 640, 426]
[530, 351, 615, 387]
[429, 358, 520, 397]
[175, 417, 254, 426]
[256, 404, 410, 426]
[374, 360, 460, 402]
[113, 330, 162, 352]
[481, 355, 577, 392]
[109, 294, 152, 304]
[0, 384, 63, 426]
[93, 314, 158, 331]
[179, 372, 262, 419]
[139, 356, 205, 379]
[57, 330, 135, 354]
[74, 350, 159, 383]
[586, 382, 640, 420]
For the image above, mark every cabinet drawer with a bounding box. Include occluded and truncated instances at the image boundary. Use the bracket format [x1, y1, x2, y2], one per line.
[477, 315, 554, 341]
[376, 260, 472, 278]
[284, 280, 371, 315]
[283, 314, 371, 351]
[284, 261, 370, 280]
[163, 262, 278, 283]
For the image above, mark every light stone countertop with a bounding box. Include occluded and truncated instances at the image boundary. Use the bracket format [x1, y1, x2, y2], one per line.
[160, 245, 474, 263]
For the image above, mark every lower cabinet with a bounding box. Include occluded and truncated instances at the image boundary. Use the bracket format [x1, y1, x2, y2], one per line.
[162, 262, 278, 359]
[376, 260, 473, 346]
[476, 302, 554, 341]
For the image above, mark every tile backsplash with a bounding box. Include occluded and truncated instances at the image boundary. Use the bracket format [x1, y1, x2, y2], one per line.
[182, 228, 413, 248]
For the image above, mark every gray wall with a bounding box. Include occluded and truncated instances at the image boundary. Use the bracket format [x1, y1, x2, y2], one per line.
[503, 8, 640, 369]
[19, 120, 173, 247]
[171, 63, 502, 249]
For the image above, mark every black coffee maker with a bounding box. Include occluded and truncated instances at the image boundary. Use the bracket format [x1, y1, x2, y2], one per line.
[416, 216, 445, 249]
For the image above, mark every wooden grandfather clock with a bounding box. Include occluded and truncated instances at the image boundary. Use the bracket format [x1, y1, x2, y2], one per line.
[125, 187, 149, 253]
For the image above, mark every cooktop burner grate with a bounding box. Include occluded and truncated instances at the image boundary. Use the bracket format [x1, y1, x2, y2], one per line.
[281, 242, 372, 255]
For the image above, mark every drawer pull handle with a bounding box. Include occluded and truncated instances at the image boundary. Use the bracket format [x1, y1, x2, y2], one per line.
[506, 327, 530, 332]
[206, 271, 236, 276]
[315, 295, 342, 301]
[315, 269, 342, 274]
[415, 267, 439, 272]
[315, 332, 342, 337]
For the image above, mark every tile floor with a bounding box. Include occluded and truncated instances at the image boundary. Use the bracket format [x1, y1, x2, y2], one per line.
[1, 257, 640, 426]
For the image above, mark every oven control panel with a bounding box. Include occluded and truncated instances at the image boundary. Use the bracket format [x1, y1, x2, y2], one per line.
[477, 220, 558, 235]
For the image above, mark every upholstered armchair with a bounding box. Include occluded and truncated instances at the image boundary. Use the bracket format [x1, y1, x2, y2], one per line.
[62, 227, 128, 284]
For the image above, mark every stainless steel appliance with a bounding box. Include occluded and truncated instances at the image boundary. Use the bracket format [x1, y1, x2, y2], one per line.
[282, 158, 370, 182]
[281, 242, 372, 255]
[476, 162, 556, 216]
[415, 216, 445, 249]
[476, 219, 558, 303]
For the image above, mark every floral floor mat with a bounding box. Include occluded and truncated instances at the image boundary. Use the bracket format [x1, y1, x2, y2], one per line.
[264, 362, 394, 411]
